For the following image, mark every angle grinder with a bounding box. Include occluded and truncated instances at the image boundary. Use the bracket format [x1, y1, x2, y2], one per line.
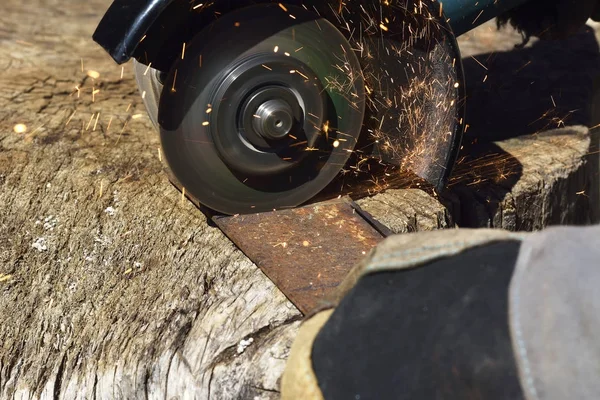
[93, 0, 528, 215]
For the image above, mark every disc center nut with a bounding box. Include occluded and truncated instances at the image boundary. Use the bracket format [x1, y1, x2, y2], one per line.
[253, 99, 294, 140]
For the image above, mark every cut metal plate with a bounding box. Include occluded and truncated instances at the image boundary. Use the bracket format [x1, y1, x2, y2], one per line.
[213, 197, 388, 314]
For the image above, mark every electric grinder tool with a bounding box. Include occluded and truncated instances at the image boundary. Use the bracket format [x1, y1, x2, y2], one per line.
[93, 0, 528, 215]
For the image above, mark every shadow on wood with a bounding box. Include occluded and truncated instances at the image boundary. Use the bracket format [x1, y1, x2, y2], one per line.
[462, 26, 600, 141]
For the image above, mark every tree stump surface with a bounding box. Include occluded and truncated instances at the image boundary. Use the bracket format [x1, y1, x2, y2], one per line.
[0, 1, 598, 399]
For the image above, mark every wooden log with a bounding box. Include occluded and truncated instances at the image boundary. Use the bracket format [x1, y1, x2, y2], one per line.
[358, 126, 598, 233]
[446, 127, 599, 230]
[0, 2, 598, 399]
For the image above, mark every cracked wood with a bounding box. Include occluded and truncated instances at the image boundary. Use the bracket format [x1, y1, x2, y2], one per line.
[0, 2, 599, 400]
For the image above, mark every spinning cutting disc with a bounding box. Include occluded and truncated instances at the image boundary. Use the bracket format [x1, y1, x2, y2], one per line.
[134, 0, 464, 214]
[157, 4, 365, 215]
[304, 0, 465, 189]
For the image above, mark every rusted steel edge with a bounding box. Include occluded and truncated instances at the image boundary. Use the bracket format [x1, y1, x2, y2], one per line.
[165, 170, 389, 314]
[213, 197, 389, 315]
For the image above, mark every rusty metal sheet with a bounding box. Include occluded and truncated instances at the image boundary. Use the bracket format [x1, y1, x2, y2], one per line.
[213, 197, 387, 314]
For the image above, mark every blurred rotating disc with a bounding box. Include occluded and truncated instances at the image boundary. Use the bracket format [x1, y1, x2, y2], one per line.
[157, 4, 366, 214]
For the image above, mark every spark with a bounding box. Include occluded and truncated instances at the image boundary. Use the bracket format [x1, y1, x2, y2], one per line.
[86, 113, 95, 131]
[470, 55, 488, 70]
[515, 61, 532, 74]
[65, 111, 76, 126]
[290, 140, 308, 148]
[171, 69, 178, 92]
[322, 120, 330, 140]
[93, 113, 100, 131]
[472, 9, 484, 24]
[13, 124, 27, 134]
[106, 116, 113, 133]
[116, 119, 129, 144]
[297, 70, 309, 80]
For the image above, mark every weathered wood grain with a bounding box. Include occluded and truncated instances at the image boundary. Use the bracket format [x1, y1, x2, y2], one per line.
[0, 2, 598, 399]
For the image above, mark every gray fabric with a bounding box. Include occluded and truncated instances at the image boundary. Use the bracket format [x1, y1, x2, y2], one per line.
[365, 228, 526, 272]
[330, 224, 600, 399]
[509, 224, 600, 400]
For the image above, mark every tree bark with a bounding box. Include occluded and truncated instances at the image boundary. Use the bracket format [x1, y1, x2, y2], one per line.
[0, 2, 598, 399]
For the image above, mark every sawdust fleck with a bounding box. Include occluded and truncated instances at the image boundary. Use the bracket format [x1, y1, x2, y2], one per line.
[32, 237, 48, 252]
[237, 337, 254, 354]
